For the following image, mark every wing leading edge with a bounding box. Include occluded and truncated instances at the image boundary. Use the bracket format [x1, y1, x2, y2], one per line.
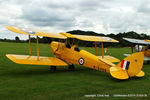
[60, 33, 119, 42]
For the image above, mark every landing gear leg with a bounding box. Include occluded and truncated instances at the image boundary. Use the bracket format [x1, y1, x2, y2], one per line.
[147, 61, 150, 64]
[50, 66, 56, 71]
[68, 64, 75, 71]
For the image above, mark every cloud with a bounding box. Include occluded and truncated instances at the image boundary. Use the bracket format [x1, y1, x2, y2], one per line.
[0, 0, 150, 40]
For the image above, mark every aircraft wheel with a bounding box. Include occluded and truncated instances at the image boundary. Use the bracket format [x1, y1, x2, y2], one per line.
[68, 64, 75, 71]
[50, 66, 56, 70]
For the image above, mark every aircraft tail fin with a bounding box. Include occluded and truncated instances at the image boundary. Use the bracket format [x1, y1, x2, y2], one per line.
[110, 52, 144, 80]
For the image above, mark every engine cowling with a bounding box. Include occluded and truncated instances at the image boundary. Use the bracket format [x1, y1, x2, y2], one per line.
[50, 41, 59, 54]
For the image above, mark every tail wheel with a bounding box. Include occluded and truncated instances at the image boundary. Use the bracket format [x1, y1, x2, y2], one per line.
[50, 66, 56, 70]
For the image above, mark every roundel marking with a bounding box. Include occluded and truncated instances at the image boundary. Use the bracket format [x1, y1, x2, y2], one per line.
[101, 37, 112, 41]
[78, 58, 84, 65]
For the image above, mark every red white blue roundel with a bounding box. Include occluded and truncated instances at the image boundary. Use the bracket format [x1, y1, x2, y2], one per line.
[79, 58, 84, 65]
[101, 37, 112, 41]
[21, 28, 35, 34]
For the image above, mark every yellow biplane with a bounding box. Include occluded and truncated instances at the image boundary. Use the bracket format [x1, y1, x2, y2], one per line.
[123, 38, 150, 61]
[6, 26, 145, 80]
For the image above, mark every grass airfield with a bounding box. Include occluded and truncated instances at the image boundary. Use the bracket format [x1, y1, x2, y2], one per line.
[0, 42, 149, 100]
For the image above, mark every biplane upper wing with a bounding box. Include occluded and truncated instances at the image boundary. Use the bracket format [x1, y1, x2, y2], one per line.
[6, 25, 66, 39]
[123, 38, 150, 45]
[144, 40, 150, 43]
[60, 33, 119, 42]
[73, 35, 119, 42]
[6, 54, 68, 66]
[6, 25, 118, 42]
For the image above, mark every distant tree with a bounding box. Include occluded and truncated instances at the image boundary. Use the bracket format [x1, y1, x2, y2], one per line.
[15, 36, 20, 42]
[1, 30, 150, 47]
[4, 38, 7, 41]
[39, 37, 51, 43]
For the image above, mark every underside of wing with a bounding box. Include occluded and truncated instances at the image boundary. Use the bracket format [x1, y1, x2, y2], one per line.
[144, 56, 150, 61]
[6, 54, 68, 66]
[6, 26, 66, 39]
[123, 54, 130, 57]
[123, 38, 150, 45]
[60, 33, 119, 42]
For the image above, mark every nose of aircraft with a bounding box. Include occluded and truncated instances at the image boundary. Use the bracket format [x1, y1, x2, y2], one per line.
[50, 41, 59, 54]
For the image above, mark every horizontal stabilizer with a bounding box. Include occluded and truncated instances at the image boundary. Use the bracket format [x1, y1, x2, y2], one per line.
[98, 55, 120, 63]
[6, 54, 68, 66]
[136, 70, 145, 77]
[110, 66, 129, 79]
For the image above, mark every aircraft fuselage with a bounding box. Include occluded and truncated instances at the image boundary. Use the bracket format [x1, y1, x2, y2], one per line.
[50, 41, 113, 72]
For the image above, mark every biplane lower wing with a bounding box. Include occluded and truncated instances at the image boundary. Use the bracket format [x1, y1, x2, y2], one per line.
[98, 55, 120, 63]
[124, 54, 150, 61]
[6, 54, 68, 66]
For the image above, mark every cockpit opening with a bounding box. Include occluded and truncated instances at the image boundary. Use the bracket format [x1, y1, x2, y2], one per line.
[66, 43, 71, 48]
[74, 46, 80, 52]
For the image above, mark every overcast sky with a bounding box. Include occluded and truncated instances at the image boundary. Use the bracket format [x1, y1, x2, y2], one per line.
[0, 0, 150, 40]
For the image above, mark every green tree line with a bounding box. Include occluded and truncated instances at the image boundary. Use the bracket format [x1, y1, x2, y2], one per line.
[1, 30, 150, 47]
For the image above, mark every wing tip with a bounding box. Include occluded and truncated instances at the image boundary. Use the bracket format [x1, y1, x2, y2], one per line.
[5, 25, 11, 29]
